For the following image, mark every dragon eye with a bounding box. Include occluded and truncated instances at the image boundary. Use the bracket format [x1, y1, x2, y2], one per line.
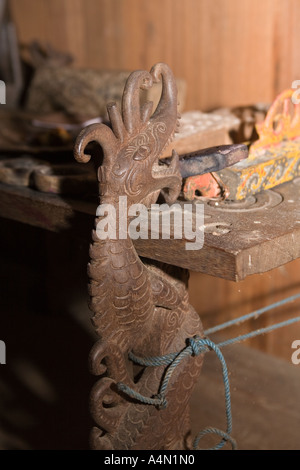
[133, 145, 150, 161]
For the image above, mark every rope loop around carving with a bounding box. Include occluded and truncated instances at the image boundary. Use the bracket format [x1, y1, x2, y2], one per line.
[117, 382, 166, 408]
[193, 427, 237, 451]
[118, 336, 233, 449]
[117, 292, 300, 450]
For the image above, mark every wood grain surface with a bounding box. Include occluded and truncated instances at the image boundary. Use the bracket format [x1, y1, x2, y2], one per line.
[1, 179, 300, 281]
[10, 0, 300, 111]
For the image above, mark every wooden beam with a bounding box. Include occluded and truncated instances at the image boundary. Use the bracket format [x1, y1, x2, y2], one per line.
[0, 180, 300, 281]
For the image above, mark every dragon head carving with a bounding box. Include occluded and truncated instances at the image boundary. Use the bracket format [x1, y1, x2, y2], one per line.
[74, 63, 182, 207]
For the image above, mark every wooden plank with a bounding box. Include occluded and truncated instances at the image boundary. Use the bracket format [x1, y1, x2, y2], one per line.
[0, 182, 96, 234]
[160, 111, 239, 159]
[1, 179, 300, 281]
[136, 180, 300, 280]
[10, 0, 300, 111]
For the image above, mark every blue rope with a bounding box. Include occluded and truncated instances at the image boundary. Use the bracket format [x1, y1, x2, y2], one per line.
[117, 293, 300, 451]
[190, 338, 235, 451]
[217, 315, 300, 348]
[205, 292, 300, 335]
[118, 337, 237, 450]
[128, 349, 179, 367]
[193, 427, 237, 451]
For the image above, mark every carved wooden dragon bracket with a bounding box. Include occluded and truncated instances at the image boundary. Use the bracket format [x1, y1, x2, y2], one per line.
[74, 63, 204, 450]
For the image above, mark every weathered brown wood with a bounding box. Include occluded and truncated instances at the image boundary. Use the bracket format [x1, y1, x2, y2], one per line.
[73, 63, 204, 450]
[0, 182, 97, 236]
[0, 108, 74, 154]
[0, 156, 44, 186]
[23, 63, 186, 122]
[160, 111, 239, 158]
[10, 0, 300, 111]
[1, 176, 300, 281]
[32, 163, 97, 195]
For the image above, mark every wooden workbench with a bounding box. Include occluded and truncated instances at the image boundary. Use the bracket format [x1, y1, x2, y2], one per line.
[0, 178, 300, 281]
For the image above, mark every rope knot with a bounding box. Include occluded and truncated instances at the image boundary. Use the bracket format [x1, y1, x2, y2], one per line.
[188, 336, 208, 356]
[154, 393, 168, 410]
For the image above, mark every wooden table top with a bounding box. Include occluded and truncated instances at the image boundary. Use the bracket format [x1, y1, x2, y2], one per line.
[0, 178, 300, 281]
